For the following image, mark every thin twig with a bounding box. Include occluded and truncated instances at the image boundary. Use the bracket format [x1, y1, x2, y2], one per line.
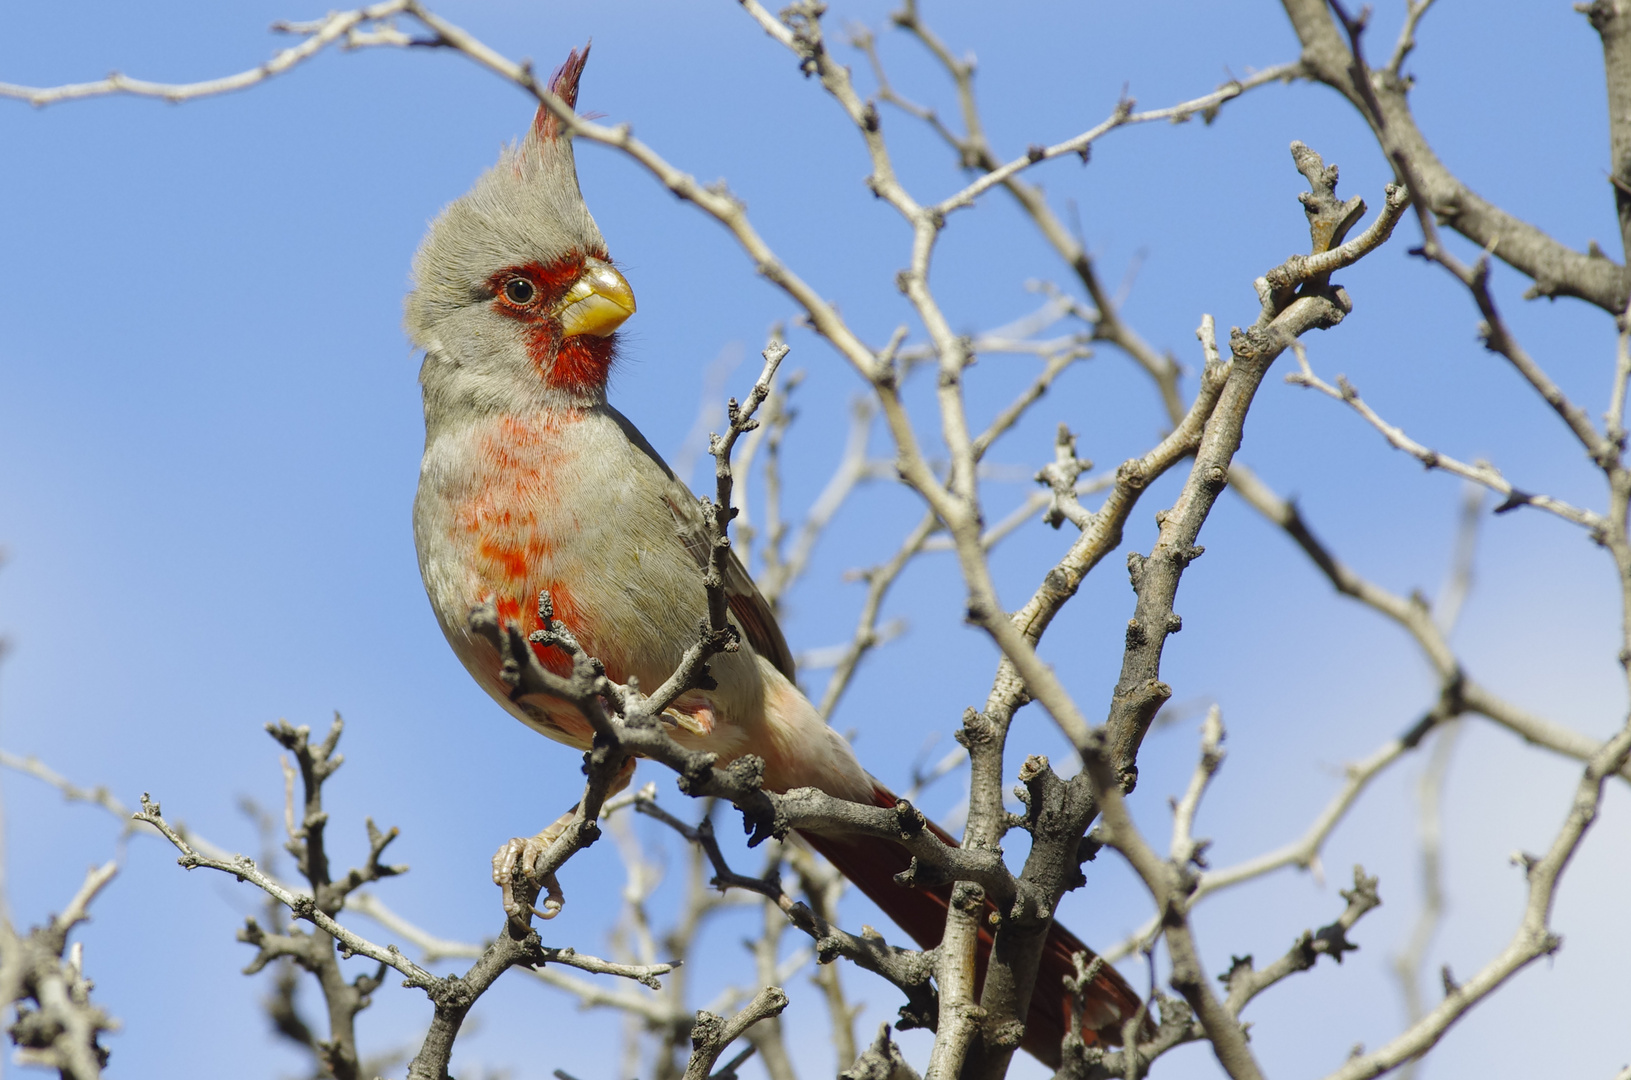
[1286, 344, 1603, 530]
[0, 2, 416, 106]
[1319, 721, 1631, 1080]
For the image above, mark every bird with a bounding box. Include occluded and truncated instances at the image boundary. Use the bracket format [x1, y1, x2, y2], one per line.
[404, 45, 1142, 1066]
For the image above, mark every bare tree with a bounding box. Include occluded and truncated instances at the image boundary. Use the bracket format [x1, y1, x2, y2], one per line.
[3, 3, 1629, 1079]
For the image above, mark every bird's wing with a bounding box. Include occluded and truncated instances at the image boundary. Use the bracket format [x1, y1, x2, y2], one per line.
[602, 404, 798, 681]
[660, 484, 797, 682]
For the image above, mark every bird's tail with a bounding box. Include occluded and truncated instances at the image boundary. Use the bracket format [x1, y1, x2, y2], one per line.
[797, 780, 1143, 1069]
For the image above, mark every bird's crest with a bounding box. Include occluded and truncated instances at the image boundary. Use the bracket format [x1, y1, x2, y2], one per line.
[532, 44, 590, 144]
[404, 43, 608, 348]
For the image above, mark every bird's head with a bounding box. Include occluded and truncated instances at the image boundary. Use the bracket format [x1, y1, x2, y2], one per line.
[406, 45, 635, 414]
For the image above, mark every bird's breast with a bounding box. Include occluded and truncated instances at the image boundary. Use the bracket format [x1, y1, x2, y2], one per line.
[414, 405, 766, 760]
[449, 415, 565, 619]
[414, 410, 605, 744]
[417, 408, 692, 664]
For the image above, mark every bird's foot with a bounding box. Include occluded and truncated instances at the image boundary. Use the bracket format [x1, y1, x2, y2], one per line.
[492, 810, 575, 922]
[661, 695, 717, 737]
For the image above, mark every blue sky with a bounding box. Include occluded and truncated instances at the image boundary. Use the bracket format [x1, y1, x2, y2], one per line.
[2, 2, 1627, 1078]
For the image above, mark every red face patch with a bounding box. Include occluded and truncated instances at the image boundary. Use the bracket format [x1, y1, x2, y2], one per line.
[487, 255, 618, 396]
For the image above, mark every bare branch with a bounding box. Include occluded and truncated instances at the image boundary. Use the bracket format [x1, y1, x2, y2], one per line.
[759, 395, 877, 606]
[743, 895, 798, 1080]
[932, 63, 1305, 218]
[1608, 297, 1631, 448]
[920, 471, 1116, 555]
[866, 5, 1301, 218]
[1285, 345, 1604, 530]
[0, 749, 150, 839]
[785, 843, 860, 1066]
[1282, 0, 1631, 311]
[842, 1023, 923, 1080]
[1385, 0, 1438, 78]
[682, 983, 792, 1078]
[1169, 706, 1225, 870]
[1083, 742, 1264, 1080]
[1425, 250, 1610, 465]
[1581, 1, 1631, 258]
[16, 8, 1625, 1080]
[136, 794, 437, 989]
[867, 11, 1290, 425]
[1319, 720, 1631, 1080]
[634, 800, 939, 1022]
[701, 340, 790, 645]
[1227, 463, 1631, 782]
[1101, 719, 1415, 965]
[1218, 866, 1383, 1015]
[135, 761, 674, 1080]
[0, 1, 416, 106]
[1391, 719, 1461, 1079]
[1103, 147, 1400, 782]
[2, 861, 120, 1080]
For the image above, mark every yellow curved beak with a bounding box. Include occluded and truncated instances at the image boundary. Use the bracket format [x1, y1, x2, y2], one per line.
[558, 258, 636, 338]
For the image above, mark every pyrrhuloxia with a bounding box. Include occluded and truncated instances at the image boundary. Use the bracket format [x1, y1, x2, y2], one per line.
[405, 46, 1139, 1065]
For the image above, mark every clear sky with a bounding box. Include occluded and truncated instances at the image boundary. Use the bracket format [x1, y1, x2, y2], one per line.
[2, 2, 1627, 1078]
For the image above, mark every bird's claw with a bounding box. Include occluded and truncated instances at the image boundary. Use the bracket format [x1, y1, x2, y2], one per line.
[661, 695, 717, 737]
[492, 813, 574, 922]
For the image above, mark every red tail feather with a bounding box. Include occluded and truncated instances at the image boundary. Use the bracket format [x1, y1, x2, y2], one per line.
[797, 782, 1143, 1068]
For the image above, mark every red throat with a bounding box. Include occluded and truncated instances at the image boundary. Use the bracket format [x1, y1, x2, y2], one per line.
[531, 327, 616, 397]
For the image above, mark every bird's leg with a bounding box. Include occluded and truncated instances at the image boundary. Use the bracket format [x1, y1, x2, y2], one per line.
[492, 755, 636, 921]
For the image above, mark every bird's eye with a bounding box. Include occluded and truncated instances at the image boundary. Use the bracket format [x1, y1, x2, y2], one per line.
[503, 278, 536, 305]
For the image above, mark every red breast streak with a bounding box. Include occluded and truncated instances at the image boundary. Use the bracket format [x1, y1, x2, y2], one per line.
[450, 410, 600, 681]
